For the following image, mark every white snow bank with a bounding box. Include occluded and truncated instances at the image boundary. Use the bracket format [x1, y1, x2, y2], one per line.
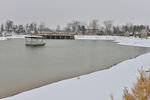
[0, 37, 7, 40]
[0, 35, 27, 40]
[75, 35, 150, 47]
[7, 35, 27, 39]
[1, 52, 150, 100]
[0, 35, 150, 100]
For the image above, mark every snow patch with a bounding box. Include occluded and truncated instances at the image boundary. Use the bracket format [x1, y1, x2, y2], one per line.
[75, 35, 150, 47]
[7, 35, 27, 39]
[0, 37, 7, 40]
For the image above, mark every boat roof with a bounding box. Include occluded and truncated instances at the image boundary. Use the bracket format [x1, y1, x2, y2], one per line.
[25, 35, 45, 39]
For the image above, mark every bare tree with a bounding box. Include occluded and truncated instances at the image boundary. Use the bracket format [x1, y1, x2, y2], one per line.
[145, 25, 149, 32]
[56, 25, 61, 32]
[126, 23, 134, 33]
[5, 20, 14, 33]
[25, 24, 30, 34]
[0, 24, 4, 33]
[29, 22, 37, 34]
[65, 21, 81, 34]
[64, 23, 72, 33]
[71, 21, 81, 33]
[13, 25, 18, 33]
[80, 25, 86, 35]
[89, 19, 99, 34]
[113, 26, 120, 34]
[103, 20, 113, 35]
[89, 19, 98, 30]
[39, 23, 45, 33]
[18, 25, 25, 34]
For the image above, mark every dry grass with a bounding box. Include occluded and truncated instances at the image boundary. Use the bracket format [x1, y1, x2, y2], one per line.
[123, 70, 150, 100]
[112, 70, 150, 100]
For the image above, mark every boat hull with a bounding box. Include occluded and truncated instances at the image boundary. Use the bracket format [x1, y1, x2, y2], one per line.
[25, 43, 46, 47]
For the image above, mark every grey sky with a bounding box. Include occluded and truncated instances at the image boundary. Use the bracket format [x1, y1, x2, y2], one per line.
[0, 0, 150, 28]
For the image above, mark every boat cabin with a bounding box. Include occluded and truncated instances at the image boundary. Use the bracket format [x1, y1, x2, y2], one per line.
[25, 36, 46, 47]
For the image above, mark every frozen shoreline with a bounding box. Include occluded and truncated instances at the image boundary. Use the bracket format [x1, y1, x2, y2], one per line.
[0, 35, 150, 100]
[1, 35, 150, 48]
[0, 35, 27, 40]
[1, 53, 150, 100]
[75, 35, 150, 47]
[0, 37, 7, 40]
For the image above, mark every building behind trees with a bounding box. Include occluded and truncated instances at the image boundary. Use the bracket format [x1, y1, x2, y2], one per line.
[0, 20, 150, 37]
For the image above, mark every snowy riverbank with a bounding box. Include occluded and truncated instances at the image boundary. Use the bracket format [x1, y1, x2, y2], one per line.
[75, 35, 150, 47]
[1, 53, 150, 100]
[0, 37, 7, 40]
[0, 35, 27, 40]
[7, 35, 26, 39]
[0, 35, 150, 100]
[1, 35, 150, 48]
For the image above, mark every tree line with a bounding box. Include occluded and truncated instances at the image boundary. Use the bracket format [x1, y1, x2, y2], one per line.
[0, 20, 52, 35]
[0, 20, 150, 36]
[63, 20, 150, 36]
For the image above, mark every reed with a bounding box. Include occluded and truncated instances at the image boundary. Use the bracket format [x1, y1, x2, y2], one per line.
[112, 70, 150, 100]
[123, 70, 150, 100]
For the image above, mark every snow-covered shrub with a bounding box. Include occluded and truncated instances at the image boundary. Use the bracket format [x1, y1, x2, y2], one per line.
[124, 32, 130, 37]
[140, 30, 148, 39]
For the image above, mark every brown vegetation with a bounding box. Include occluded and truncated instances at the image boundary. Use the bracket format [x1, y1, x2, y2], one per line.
[111, 70, 150, 100]
[123, 70, 150, 100]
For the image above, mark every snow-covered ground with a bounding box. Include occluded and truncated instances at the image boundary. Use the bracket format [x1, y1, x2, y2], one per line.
[0, 35, 27, 40]
[1, 53, 150, 100]
[1, 35, 150, 48]
[75, 35, 150, 47]
[7, 35, 27, 39]
[0, 35, 150, 100]
[0, 37, 7, 40]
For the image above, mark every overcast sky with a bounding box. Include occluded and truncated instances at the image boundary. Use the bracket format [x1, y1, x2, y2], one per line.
[0, 0, 150, 28]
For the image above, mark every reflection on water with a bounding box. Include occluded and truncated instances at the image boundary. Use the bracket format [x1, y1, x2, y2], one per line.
[0, 39, 150, 98]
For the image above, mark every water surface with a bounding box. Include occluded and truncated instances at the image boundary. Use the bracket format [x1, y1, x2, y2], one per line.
[0, 39, 150, 98]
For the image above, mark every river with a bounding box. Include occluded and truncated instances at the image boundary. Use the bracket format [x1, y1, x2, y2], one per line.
[0, 39, 150, 98]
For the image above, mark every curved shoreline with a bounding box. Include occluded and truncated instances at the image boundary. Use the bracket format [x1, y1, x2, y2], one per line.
[75, 35, 150, 47]
[0, 52, 145, 99]
[1, 52, 150, 100]
[0, 35, 150, 100]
